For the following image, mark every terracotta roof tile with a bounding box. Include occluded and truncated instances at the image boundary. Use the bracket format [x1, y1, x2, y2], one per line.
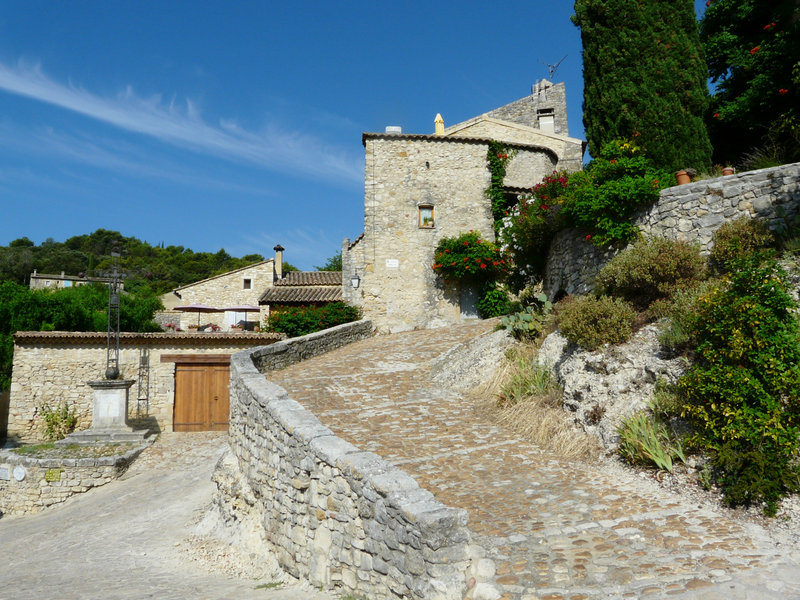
[259, 286, 342, 304]
[275, 271, 341, 286]
[13, 331, 283, 345]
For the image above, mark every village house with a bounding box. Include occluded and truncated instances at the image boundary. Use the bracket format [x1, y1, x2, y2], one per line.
[29, 270, 120, 291]
[342, 79, 585, 333]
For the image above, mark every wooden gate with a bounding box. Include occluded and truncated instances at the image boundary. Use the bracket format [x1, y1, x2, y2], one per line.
[163, 355, 230, 432]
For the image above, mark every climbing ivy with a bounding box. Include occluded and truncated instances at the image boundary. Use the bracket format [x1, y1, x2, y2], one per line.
[485, 140, 516, 229]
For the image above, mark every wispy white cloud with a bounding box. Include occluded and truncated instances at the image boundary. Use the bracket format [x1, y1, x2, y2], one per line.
[0, 123, 280, 196]
[0, 60, 362, 186]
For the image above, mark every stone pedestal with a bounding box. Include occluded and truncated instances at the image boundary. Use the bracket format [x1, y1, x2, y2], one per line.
[56, 379, 150, 446]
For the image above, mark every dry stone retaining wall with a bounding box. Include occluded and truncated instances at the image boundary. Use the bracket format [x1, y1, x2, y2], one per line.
[220, 320, 472, 599]
[544, 162, 800, 297]
[0, 444, 147, 515]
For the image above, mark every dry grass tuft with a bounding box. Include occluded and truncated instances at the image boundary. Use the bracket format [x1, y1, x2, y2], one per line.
[471, 343, 601, 461]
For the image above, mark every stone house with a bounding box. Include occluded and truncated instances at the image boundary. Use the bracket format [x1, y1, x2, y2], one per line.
[29, 270, 120, 291]
[159, 247, 287, 331]
[6, 330, 282, 443]
[342, 80, 585, 333]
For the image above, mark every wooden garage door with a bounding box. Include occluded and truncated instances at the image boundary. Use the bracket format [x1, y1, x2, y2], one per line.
[173, 362, 230, 432]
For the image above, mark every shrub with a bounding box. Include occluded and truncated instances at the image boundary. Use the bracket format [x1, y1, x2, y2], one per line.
[500, 171, 570, 286]
[561, 139, 671, 247]
[677, 256, 800, 513]
[556, 295, 636, 350]
[596, 238, 708, 310]
[655, 279, 722, 355]
[617, 410, 685, 473]
[37, 402, 77, 441]
[476, 284, 512, 318]
[431, 231, 510, 284]
[500, 293, 553, 340]
[267, 302, 360, 338]
[709, 217, 774, 270]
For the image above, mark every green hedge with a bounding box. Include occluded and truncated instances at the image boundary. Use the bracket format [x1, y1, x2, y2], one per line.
[266, 302, 360, 338]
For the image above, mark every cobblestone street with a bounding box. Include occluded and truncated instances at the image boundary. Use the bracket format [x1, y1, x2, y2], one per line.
[270, 321, 800, 599]
[0, 433, 333, 600]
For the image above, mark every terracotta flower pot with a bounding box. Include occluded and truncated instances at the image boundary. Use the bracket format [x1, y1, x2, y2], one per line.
[675, 170, 691, 185]
[722, 167, 735, 176]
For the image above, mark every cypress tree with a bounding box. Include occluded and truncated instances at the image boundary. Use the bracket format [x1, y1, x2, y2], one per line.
[572, 0, 712, 172]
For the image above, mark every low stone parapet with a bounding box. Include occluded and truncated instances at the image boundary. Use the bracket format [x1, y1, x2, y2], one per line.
[0, 443, 150, 516]
[219, 320, 472, 599]
[249, 319, 375, 372]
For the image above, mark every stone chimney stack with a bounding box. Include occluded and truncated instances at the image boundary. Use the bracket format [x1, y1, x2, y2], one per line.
[273, 244, 284, 281]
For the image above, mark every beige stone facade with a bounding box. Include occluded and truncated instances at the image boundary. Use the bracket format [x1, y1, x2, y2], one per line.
[343, 81, 585, 333]
[160, 259, 276, 330]
[7, 331, 281, 443]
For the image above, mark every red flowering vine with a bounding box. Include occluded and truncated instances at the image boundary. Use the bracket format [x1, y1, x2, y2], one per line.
[432, 230, 510, 282]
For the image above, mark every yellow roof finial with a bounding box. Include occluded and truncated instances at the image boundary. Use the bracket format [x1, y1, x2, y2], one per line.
[434, 113, 444, 136]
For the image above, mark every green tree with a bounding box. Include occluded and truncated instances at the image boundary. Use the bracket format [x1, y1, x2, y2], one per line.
[701, 0, 800, 166]
[572, 0, 713, 172]
[315, 251, 342, 271]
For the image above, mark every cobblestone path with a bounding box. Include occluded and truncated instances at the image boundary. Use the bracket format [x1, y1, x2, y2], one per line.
[0, 433, 333, 600]
[270, 321, 800, 600]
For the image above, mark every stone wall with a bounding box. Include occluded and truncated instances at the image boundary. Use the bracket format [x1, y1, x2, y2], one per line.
[7, 332, 281, 443]
[0, 443, 148, 515]
[487, 80, 570, 136]
[219, 320, 471, 599]
[249, 320, 374, 372]
[544, 162, 800, 297]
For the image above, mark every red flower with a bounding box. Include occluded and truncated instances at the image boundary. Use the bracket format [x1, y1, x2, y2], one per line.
[764, 22, 776, 30]
[463, 241, 469, 246]
[450, 261, 456, 266]
[585, 234, 592, 241]
[705, 0, 711, 5]
[444, 249, 450, 253]
[713, 112, 720, 118]
[779, 88, 789, 95]
[541, 205, 550, 211]
[653, 179, 659, 185]
[750, 46, 760, 54]
[610, 159, 617, 164]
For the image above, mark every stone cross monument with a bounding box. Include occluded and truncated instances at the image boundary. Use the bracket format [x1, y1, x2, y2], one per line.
[57, 240, 149, 446]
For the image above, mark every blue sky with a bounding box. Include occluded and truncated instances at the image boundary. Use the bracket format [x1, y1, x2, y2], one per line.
[0, 1, 708, 270]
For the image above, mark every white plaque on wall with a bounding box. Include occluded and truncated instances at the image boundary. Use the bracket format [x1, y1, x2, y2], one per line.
[13, 465, 26, 481]
[0, 466, 9, 481]
[385, 259, 399, 269]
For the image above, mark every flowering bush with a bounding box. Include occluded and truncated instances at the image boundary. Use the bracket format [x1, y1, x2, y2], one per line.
[561, 139, 671, 247]
[500, 170, 570, 287]
[431, 231, 510, 283]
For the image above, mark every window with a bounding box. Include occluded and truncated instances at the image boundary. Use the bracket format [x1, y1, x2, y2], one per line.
[243, 278, 251, 289]
[419, 205, 434, 228]
[538, 108, 555, 133]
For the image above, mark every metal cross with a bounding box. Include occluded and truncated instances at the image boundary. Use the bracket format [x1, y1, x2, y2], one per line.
[102, 241, 126, 379]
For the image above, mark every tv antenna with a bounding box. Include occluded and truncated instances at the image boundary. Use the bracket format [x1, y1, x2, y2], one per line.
[541, 55, 567, 81]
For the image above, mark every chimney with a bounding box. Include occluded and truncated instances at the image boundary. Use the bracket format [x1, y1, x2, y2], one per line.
[434, 114, 444, 136]
[273, 244, 284, 281]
